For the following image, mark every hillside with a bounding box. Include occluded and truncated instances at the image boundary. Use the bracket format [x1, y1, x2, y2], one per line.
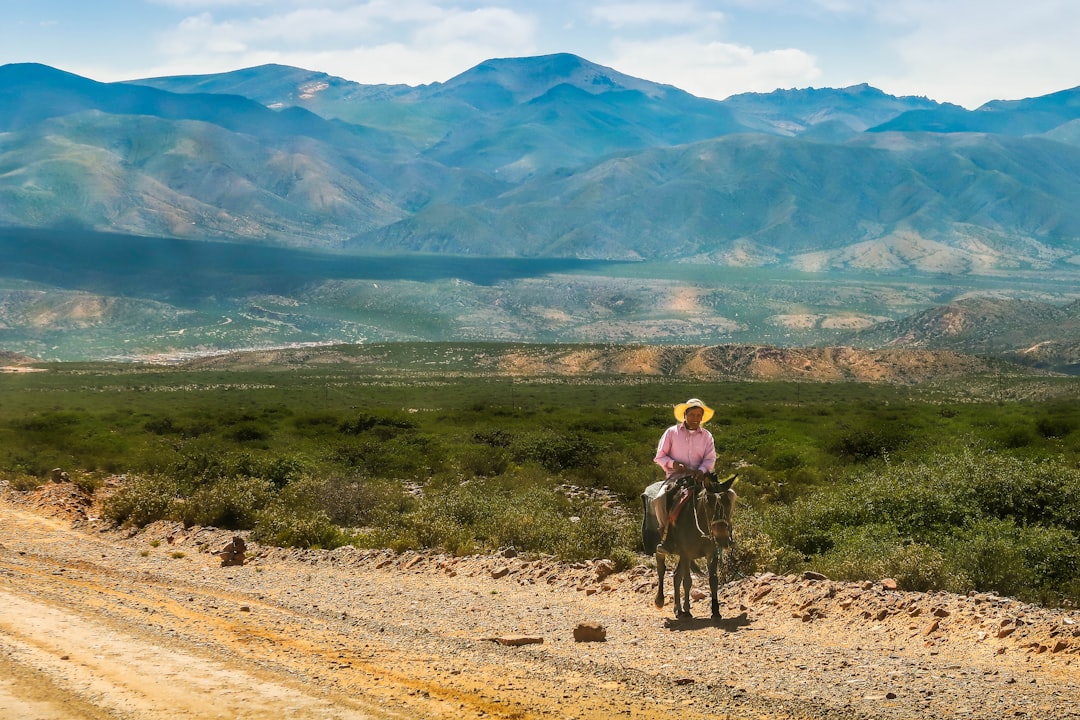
[1, 225, 1077, 368]
[1, 57, 1080, 274]
[841, 297, 1080, 373]
[172, 342, 1028, 388]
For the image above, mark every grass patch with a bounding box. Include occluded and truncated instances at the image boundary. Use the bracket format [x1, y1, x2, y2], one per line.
[3, 356, 1080, 605]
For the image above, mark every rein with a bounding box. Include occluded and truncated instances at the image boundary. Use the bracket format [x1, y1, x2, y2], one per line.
[691, 483, 726, 542]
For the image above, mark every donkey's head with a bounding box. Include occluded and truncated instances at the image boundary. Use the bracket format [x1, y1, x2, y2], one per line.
[702, 474, 737, 549]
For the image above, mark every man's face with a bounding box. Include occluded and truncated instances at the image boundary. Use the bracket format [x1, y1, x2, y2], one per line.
[684, 406, 705, 430]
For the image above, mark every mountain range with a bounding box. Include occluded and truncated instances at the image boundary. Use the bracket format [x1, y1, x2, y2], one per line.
[2, 54, 1080, 366]
[3, 54, 1080, 270]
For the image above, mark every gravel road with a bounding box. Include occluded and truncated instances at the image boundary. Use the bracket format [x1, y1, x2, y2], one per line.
[2, 481, 1078, 720]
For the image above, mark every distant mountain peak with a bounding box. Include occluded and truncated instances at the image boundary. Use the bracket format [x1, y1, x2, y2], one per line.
[437, 53, 675, 105]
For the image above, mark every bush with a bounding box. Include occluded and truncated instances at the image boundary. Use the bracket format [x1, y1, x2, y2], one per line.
[585, 453, 657, 505]
[811, 524, 956, 593]
[966, 455, 1080, 531]
[552, 504, 638, 562]
[177, 474, 275, 529]
[228, 424, 270, 443]
[944, 518, 1034, 598]
[102, 474, 181, 527]
[826, 423, 911, 462]
[511, 431, 603, 472]
[8, 474, 45, 491]
[339, 413, 416, 435]
[252, 505, 350, 549]
[458, 445, 511, 477]
[721, 507, 785, 579]
[327, 433, 443, 478]
[287, 474, 413, 528]
[1035, 414, 1074, 439]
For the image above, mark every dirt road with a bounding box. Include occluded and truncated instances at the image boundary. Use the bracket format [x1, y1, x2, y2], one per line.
[2, 482, 1079, 720]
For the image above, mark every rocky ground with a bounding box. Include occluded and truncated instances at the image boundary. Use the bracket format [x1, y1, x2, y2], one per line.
[2, 479, 1079, 720]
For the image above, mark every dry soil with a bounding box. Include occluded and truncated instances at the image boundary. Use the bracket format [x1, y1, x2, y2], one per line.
[1, 480, 1078, 720]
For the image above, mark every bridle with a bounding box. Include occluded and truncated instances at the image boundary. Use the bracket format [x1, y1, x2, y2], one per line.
[692, 482, 731, 547]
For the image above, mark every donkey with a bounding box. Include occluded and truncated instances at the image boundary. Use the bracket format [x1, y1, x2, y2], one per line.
[641, 473, 736, 619]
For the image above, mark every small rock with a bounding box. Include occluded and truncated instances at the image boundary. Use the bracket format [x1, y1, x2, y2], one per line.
[573, 622, 606, 642]
[216, 536, 246, 567]
[495, 635, 543, 647]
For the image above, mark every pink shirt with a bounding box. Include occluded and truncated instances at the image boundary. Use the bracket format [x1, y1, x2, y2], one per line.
[654, 423, 716, 478]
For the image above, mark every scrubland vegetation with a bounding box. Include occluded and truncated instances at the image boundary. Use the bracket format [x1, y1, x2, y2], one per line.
[2, 354, 1079, 606]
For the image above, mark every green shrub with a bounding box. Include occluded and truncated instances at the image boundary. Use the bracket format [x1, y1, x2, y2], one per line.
[262, 455, 309, 489]
[8, 474, 45, 491]
[966, 455, 1080, 531]
[102, 474, 181, 527]
[552, 504, 638, 562]
[826, 423, 911, 462]
[812, 524, 956, 593]
[993, 425, 1036, 449]
[144, 416, 180, 435]
[721, 507, 784, 579]
[1035, 415, 1074, 439]
[178, 474, 275, 529]
[458, 445, 511, 477]
[327, 433, 443, 477]
[944, 518, 1034, 598]
[473, 429, 512, 447]
[584, 453, 657, 505]
[511, 431, 602, 472]
[228, 424, 270, 443]
[252, 505, 350, 549]
[284, 474, 413, 528]
[339, 413, 416, 435]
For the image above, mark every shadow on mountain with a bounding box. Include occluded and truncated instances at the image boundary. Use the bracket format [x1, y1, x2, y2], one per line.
[0, 227, 624, 303]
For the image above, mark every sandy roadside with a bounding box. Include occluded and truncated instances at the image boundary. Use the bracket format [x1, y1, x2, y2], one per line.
[2, 484, 1079, 720]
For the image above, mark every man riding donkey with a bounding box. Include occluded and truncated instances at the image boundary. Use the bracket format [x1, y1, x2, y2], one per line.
[652, 397, 735, 554]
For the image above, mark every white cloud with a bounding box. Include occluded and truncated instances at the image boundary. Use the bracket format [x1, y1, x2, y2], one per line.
[150, 2, 537, 84]
[591, 2, 719, 28]
[862, 0, 1080, 106]
[607, 34, 821, 100]
[413, 8, 534, 48]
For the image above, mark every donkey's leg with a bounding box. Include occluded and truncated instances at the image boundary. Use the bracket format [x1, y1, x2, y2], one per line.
[675, 558, 692, 618]
[654, 553, 667, 609]
[708, 550, 721, 619]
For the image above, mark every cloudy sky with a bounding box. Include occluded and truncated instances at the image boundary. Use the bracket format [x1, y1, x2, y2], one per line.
[2, 0, 1076, 109]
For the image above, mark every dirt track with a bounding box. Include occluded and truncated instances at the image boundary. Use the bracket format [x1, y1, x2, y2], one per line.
[2, 482, 1079, 720]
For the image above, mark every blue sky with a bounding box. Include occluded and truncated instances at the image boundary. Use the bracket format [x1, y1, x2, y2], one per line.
[1, 1, 1076, 109]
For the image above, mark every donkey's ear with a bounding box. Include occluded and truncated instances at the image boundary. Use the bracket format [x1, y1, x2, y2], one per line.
[714, 474, 737, 493]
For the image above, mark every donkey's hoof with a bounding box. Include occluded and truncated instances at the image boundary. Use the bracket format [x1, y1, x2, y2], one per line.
[654, 596, 665, 609]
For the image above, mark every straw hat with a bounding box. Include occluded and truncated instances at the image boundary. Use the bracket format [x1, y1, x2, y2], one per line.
[674, 398, 714, 424]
